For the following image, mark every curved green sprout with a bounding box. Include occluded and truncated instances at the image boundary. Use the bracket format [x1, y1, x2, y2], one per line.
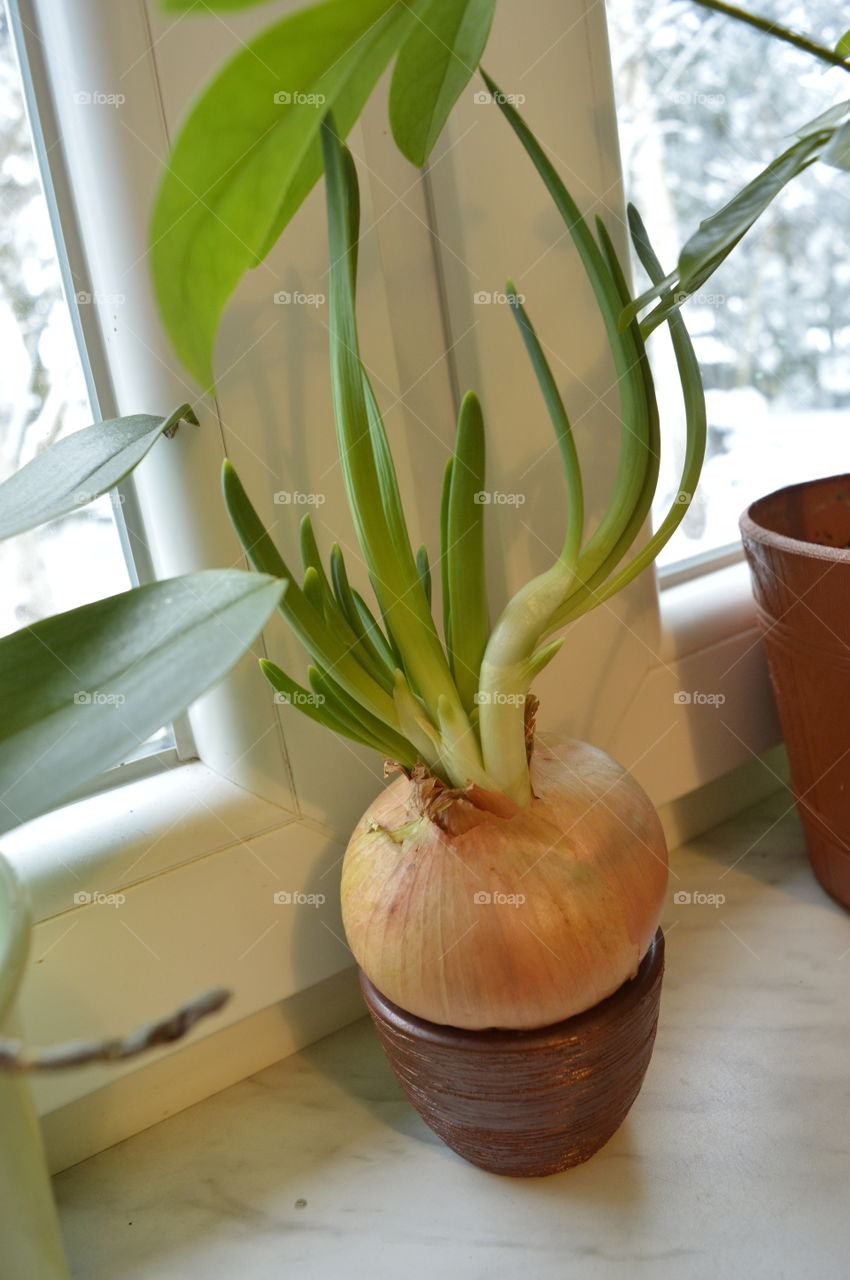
[223, 80, 706, 805]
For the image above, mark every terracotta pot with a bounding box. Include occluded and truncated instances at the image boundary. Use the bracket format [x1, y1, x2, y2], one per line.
[741, 475, 850, 910]
[360, 928, 664, 1177]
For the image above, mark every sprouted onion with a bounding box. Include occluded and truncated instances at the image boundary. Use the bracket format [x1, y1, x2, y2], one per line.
[223, 77, 706, 1028]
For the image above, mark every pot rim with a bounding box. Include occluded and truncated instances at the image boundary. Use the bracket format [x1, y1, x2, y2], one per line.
[740, 472, 850, 563]
[359, 928, 663, 1048]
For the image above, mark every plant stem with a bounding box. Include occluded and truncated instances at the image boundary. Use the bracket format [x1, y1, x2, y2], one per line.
[478, 562, 576, 805]
[691, 0, 850, 73]
[0, 988, 230, 1072]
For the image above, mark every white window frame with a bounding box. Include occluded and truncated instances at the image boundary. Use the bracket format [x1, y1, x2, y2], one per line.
[5, 0, 190, 772]
[3, 0, 783, 1169]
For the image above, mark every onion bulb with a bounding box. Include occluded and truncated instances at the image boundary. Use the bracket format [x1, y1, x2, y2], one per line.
[341, 736, 667, 1030]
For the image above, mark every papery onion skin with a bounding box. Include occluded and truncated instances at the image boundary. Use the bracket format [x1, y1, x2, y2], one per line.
[341, 736, 668, 1030]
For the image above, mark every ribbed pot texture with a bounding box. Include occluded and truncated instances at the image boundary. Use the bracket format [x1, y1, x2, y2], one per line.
[741, 475, 850, 910]
[360, 928, 664, 1177]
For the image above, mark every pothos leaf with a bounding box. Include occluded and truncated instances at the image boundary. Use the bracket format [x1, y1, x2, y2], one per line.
[151, 0, 420, 386]
[389, 0, 497, 166]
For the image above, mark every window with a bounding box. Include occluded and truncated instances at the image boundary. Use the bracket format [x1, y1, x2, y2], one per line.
[0, 5, 130, 629]
[8, 0, 785, 1160]
[608, 0, 850, 573]
[2, 1, 174, 763]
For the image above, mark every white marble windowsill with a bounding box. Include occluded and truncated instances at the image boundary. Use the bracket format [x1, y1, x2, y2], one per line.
[55, 790, 850, 1280]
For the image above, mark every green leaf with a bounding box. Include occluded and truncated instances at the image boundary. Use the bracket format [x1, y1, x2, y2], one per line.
[415, 545, 432, 607]
[321, 116, 462, 724]
[837, 29, 850, 60]
[822, 119, 850, 171]
[523, 637, 563, 683]
[793, 99, 850, 137]
[389, 0, 497, 166]
[629, 130, 830, 333]
[222, 458, 399, 722]
[0, 405, 195, 541]
[0, 571, 282, 833]
[360, 370, 420, 580]
[679, 132, 830, 286]
[585, 217, 660, 569]
[302, 532, 395, 691]
[391, 670, 441, 765]
[221, 459, 292, 581]
[328, 543, 395, 679]
[298, 513, 325, 581]
[505, 283, 583, 566]
[299, 517, 352, 632]
[353, 589, 402, 670]
[252, 27, 405, 267]
[151, 0, 419, 386]
[552, 205, 706, 629]
[439, 456, 453, 653]
[307, 665, 418, 763]
[259, 658, 378, 750]
[444, 392, 488, 711]
[544, 215, 661, 632]
[483, 69, 653, 588]
[302, 565, 326, 614]
[600, 206, 707, 597]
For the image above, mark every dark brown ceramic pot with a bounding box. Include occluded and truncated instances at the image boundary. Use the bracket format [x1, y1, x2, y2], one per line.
[359, 928, 664, 1177]
[741, 475, 850, 910]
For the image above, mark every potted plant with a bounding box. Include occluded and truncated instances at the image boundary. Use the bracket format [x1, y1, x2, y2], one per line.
[0, 411, 282, 1275]
[215, 92, 705, 1174]
[618, 4, 850, 909]
[144, 0, 703, 1174]
[740, 480, 850, 908]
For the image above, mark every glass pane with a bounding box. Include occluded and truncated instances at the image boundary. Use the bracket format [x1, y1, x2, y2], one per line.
[607, 0, 850, 569]
[0, 5, 173, 760]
